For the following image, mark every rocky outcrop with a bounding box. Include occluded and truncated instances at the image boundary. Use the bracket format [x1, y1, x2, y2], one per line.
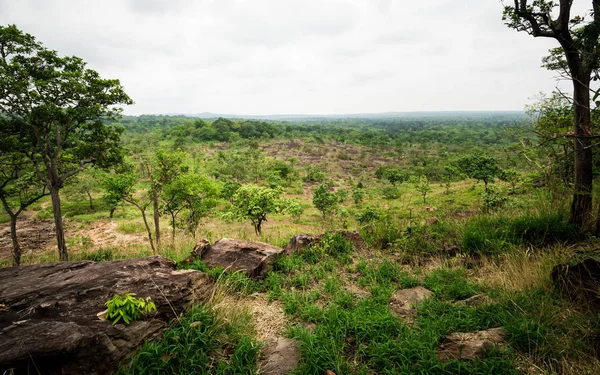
[260, 337, 300, 375]
[183, 238, 284, 278]
[438, 327, 506, 361]
[284, 230, 366, 255]
[551, 257, 600, 310]
[389, 286, 434, 317]
[0, 256, 213, 375]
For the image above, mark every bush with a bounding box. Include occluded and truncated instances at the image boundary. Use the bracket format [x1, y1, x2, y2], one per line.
[105, 293, 156, 325]
[462, 210, 580, 255]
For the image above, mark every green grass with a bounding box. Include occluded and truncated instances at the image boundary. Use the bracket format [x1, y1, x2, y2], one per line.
[120, 303, 260, 375]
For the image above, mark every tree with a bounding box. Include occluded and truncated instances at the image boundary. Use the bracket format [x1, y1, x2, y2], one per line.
[141, 150, 186, 249]
[103, 169, 157, 253]
[313, 184, 339, 220]
[0, 140, 48, 265]
[456, 154, 503, 191]
[228, 185, 286, 236]
[0, 25, 132, 261]
[161, 173, 219, 241]
[503, 1, 600, 227]
[414, 175, 432, 204]
[375, 165, 408, 186]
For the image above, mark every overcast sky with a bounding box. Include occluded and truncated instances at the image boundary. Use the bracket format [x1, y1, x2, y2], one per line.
[0, 0, 585, 115]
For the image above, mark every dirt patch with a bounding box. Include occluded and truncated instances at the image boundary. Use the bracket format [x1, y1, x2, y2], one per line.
[0, 217, 55, 259]
[247, 295, 289, 341]
[65, 221, 146, 251]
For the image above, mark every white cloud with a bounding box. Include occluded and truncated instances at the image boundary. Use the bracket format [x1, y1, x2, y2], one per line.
[0, 0, 578, 114]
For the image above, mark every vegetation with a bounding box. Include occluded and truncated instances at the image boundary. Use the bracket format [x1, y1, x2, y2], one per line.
[105, 293, 157, 325]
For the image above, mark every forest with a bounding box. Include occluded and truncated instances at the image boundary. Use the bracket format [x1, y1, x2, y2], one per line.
[2, 1, 600, 374]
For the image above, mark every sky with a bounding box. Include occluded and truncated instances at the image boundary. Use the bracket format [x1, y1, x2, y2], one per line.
[0, 0, 586, 115]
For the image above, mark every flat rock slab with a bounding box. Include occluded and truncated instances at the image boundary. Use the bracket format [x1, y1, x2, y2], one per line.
[260, 337, 300, 375]
[0, 256, 213, 375]
[186, 238, 284, 278]
[389, 286, 434, 317]
[438, 327, 506, 361]
[284, 231, 366, 255]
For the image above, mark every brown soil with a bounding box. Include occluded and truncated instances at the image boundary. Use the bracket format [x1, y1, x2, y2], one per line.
[0, 217, 55, 259]
[0, 217, 146, 259]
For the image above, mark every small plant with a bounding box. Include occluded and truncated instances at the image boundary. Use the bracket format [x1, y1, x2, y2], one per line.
[105, 293, 157, 325]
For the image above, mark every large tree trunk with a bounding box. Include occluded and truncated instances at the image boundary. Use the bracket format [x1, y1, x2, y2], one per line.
[9, 215, 21, 266]
[50, 187, 68, 261]
[569, 74, 593, 228]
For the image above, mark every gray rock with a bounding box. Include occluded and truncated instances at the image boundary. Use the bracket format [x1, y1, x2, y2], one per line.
[438, 327, 506, 361]
[284, 230, 366, 255]
[389, 286, 434, 317]
[0, 256, 213, 374]
[260, 336, 300, 375]
[185, 238, 284, 278]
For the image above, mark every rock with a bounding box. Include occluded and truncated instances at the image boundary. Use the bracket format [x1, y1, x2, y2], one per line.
[260, 336, 300, 375]
[0, 256, 213, 375]
[438, 327, 506, 361]
[422, 216, 439, 226]
[284, 230, 366, 255]
[184, 238, 284, 278]
[389, 286, 434, 317]
[453, 209, 476, 218]
[453, 295, 493, 307]
[551, 257, 600, 309]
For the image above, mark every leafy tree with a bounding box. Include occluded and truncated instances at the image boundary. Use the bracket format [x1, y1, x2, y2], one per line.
[352, 185, 364, 205]
[456, 154, 503, 191]
[161, 173, 219, 241]
[221, 179, 242, 203]
[0, 145, 48, 265]
[503, 0, 600, 227]
[414, 175, 432, 204]
[103, 170, 157, 253]
[501, 169, 522, 193]
[0, 25, 132, 261]
[313, 184, 339, 220]
[375, 166, 408, 186]
[228, 185, 286, 236]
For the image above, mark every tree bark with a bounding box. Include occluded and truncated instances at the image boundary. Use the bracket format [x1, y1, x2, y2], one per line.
[50, 187, 68, 261]
[151, 180, 161, 250]
[569, 73, 593, 227]
[8, 215, 21, 266]
[86, 190, 94, 211]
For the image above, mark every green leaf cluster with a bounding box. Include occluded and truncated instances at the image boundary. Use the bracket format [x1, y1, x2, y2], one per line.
[105, 293, 157, 325]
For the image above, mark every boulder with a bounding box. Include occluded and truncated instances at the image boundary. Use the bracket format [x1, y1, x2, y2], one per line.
[551, 257, 600, 309]
[284, 230, 366, 255]
[260, 336, 300, 375]
[389, 286, 434, 317]
[0, 256, 213, 375]
[183, 238, 284, 278]
[438, 327, 506, 361]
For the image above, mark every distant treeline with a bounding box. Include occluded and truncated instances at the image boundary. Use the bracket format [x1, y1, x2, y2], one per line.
[117, 113, 528, 148]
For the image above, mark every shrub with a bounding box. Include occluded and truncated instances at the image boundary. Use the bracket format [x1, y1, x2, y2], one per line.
[105, 293, 157, 325]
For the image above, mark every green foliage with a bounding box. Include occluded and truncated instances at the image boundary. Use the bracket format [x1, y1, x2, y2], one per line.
[105, 293, 157, 325]
[414, 175, 432, 203]
[375, 165, 408, 186]
[351, 186, 364, 204]
[312, 184, 339, 219]
[227, 184, 285, 235]
[304, 167, 327, 183]
[121, 304, 259, 374]
[221, 179, 242, 202]
[457, 154, 503, 190]
[355, 206, 380, 226]
[481, 184, 508, 210]
[462, 210, 580, 255]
